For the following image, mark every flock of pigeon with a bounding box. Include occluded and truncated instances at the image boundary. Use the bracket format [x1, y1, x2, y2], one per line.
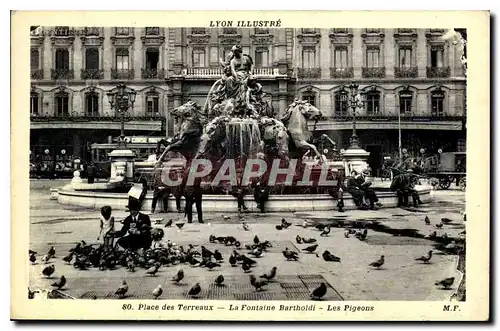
[29, 214, 463, 300]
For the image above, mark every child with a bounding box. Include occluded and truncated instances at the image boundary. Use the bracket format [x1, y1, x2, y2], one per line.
[150, 228, 168, 250]
[98, 205, 115, 251]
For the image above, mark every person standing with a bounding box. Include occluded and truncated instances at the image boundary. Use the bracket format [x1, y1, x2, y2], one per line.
[87, 162, 96, 184]
[114, 199, 152, 251]
[183, 176, 204, 223]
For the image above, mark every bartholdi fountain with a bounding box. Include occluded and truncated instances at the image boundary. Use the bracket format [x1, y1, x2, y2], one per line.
[56, 44, 432, 212]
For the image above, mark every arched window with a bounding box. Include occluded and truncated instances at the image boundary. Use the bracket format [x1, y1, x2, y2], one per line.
[85, 92, 99, 116]
[85, 48, 99, 70]
[55, 91, 69, 116]
[365, 90, 380, 114]
[431, 89, 445, 116]
[30, 92, 39, 115]
[399, 90, 413, 114]
[302, 91, 317, 107]
[334, 89, 349, 116]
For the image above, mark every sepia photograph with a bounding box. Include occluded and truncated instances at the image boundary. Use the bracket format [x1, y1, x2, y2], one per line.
[11, 10, 490, 321]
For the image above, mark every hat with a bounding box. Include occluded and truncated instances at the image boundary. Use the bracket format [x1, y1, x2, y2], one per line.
[127, 199, 141, 211]
[231, 44, 242, 52]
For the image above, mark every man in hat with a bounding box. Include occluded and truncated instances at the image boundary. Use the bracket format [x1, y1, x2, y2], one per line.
[86, 161, 96, 184]
[114, 199, 152, 251]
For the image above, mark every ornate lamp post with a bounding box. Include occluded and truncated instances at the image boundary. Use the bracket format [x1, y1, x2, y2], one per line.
[106, 83, 137, 150]
[347, 83, 363, 149]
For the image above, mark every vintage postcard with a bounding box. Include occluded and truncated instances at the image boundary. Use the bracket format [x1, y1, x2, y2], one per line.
[11, 10, 490, 321]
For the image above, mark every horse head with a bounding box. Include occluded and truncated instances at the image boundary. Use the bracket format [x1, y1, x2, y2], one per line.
[297, 100, 322, 121]
[171, 100, 202, 121]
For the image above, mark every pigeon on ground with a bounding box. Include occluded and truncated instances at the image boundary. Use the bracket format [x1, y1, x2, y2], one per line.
[47, 246, 56, 257]
[242, 222, 250, 231]
[176, 222, 185, 230]
[275, 225, 283, 230]
[152, 285, 163, 299]
[127, 260, 136, 272]
[213, 250, 223, 262]
[29, 253, 37, 264]
[369, 255, 385, 269]
[460, 230, 466, 235]
[344, 230, 350, 238]
[296, 235, 302, 244]
[241, 255, 257, 266]
[249, 248, 263, 258]
[242, 263, 251, 273]
[146, 263, 161, 276]
[441, 218, 453, 224]
[222, 215, 230, 220]
[188, 283, 201, 297]
[51, 275, 67, 290]
[206, 261, 221, 271]
[253, 235, 260, 245]
[172, 269, 184, 283]
[302, 244, 318, 253]
[302, 237, 317, 244]
[435, 277, 455, 289]
[62, 252, 73, 264]
[115, 280, 128, 298]
[229, 254, 237, 267]
[41, 254, 51, 264]
[315, 224, 327, 231]
[260, 267, 277, 282]
[310, 283, 327, 300]
[282, 248, 299, 261]
[425, 216, 431, 225]
[320, 226, 331, 237]
[435, 223, 443, 229]
[281, 218, 292, 229]
[42, 264, 55, 278]
[415, 250, 433, 264]
[165, 219, 173, 227]
[201, 246, 214, 258]
[250, 275, 268, 291]
[322, 250, 341, 262]
[357, 229, 368, 241]
[215, 274, 224, 286]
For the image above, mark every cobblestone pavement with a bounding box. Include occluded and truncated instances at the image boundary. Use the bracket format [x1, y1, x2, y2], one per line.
[29, 180, 465, 301]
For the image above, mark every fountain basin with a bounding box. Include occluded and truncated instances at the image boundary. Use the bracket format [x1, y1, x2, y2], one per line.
[56, 182, 432, 213]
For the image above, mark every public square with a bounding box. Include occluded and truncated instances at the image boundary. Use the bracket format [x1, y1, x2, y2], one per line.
[29, 179, 465, 301]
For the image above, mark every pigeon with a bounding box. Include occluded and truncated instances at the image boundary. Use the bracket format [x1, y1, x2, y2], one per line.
[232, 250, 242, 262]
[42, 264, 55, 278]
[320, 226, 331, 237]
[344, 230, 350, 238]
[463, 214, 467, 222]
[28, 288, 38, 299]
[29, 253, 37, 264]
[29, 250, 37, 255]
[282, 248, 299, 261]
[176, 222, 185, 230]
[127, 260, 136, 272]
[206, 261, 221, 270]
[41, 254, 51, 264]
[315, 224, 327, 231]
[201, 246, 214, 258]
[253, 235, 260, 244]
[310, 283, 327, 300]
[460, 230, 466, 235]
[369, 255, 385, 269]
[146, 263, 161, 276]
[302, 237, 317, 244]
[152, 285, 163, 299]
[295, 235, 302, 244]
[302, 244, 318, 253]
[441, 218, 453, 224]
[51, 275, 66, 290]
[242, 222, 250, 231]
[222, 215, 230, 220]
[47, 246, 56, 257]
[241, 255, 257, 266]
[260, 266, 277, 282]
[215, 274, 224, 286]
[424, 216, 431, 225]
[62, 252, 73, 264]
[242, 263, 251, 273]
[115, 280, 128, 298]
[249, 248, 263, 258]
[229, 254, 237, 267]
[415, 250, 433, 264]
[165, 219, 173, 227]
[213, 250, 223, 262]
[250, 275, 268, 291]
[172, 269, 184, 283]
[435, 277, 455, 289]
[357, 229, 368, 241]
[275, 225, 283, 230]
[302, 220, 308, 228]
[188, 283, 201, 297]
[322, 250, 341, 262]
[435, 223, 444, 229]
[426, 231, 438, 239]
[281, 218, 292, 229]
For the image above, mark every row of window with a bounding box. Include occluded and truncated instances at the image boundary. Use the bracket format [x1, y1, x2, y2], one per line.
[30, 88, 446, 117]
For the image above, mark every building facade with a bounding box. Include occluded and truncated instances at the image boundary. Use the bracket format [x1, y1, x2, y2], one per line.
[30, 27, 466, 174]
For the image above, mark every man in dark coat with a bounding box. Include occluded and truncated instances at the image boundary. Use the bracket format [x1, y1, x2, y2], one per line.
[182, 176, 204, 223]
[86, 162, 96, 184]
[114, 199, 152, 251]
[347, 171, 382, 210]
[252, 180, 270, 213]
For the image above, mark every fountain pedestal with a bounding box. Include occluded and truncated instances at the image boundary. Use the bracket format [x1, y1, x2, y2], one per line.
[108, 149, 136, 181]
[341, 147, 370, 175]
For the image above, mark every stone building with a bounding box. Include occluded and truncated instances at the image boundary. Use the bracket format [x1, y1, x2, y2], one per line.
[30, 27, 466, 174]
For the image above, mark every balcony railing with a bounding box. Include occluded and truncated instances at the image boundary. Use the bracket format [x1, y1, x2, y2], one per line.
[397, 28, 414, 33]
[330, 67, 354, 78]
[111, 69, 135, 80]
[362, 67, 386, 78]
[394, 66, 418, 78]
[84, 27, 100, 36]
[182, 67, 279, 77]
[31, 69, 44, 80]
[297, 68, 321, 79]
[81, 69, 104, 80]
[30, 113, 165, 122]
[191, 27, 206, 34]
[141, 68, 165, 79]
[145, 27, 160, 35]
[321, 113, 463, 121]
[51, 69, 74, 80]
[426, 66, 451, 78]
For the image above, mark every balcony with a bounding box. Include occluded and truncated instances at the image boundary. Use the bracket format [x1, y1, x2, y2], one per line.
[51, 69, 74, 80]
[362, 67, 386, 78]
[30, 113, 164, 122]
[426, 66, 451, 78]
[31, 69, 44, 80]
[141, 68, 165, 79]
[330, 67, 354, 79]
[394, 66, 418, 78]
[81, 69, 104, 80]
[297, 68, 321, 79]
[84, 27, 100, 36]
[182, 67, 280, 78]
[111, 69, 135, 80]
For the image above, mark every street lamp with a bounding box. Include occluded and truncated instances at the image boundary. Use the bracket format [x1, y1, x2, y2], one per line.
[106, 83, 137, 149]
[347, 82, 363, 149]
